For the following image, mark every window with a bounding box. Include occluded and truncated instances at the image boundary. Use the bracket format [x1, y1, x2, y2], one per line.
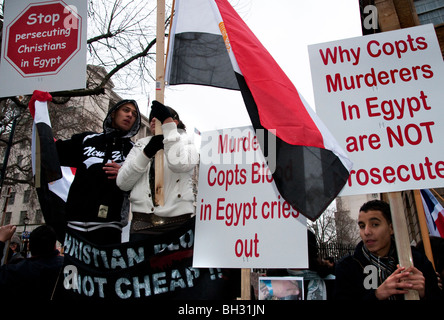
[35, 209, 43, 224]
[8, 192, 15, 205]
[19, 211, 28, 224]
[23, 190, 31, 203]
[415, 0, 444, 25]
[4, 212, 12, 225]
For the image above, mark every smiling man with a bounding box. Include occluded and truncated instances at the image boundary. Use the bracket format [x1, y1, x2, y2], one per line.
[334, 200, 441, 300]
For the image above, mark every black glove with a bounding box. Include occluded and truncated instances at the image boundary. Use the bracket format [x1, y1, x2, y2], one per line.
[143, 135, 164, 158]
[150, 100, 172, 123]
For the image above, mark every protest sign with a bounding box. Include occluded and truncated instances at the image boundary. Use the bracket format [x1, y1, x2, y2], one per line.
[0, 0, 87, 97]
[193, 126, 308, 268]
[309, 24, 444, 196]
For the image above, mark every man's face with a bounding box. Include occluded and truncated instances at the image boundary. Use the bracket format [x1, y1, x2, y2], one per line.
[358, 209, 394, 257]
[112, 103, 137, 131]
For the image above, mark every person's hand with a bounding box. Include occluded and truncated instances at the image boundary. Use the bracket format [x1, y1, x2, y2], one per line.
[402, 266, 426, 298]
[436, 272, 442, 291]
[103, 161, 121, 179]
[375, 265, 425, 299]
[0, 225, 16, 243]
[150, 101, 172, 123]
[143, 135, 164, 158]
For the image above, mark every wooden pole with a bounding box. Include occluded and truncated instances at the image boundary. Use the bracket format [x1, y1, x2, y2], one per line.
[154, 0, 166, 206]
[387, 192, 419, 300]
[431, 188, 444, 202]
[240, 268, 251, 300]
[413, 190, 436, 270]
[164, 0, 175, 72]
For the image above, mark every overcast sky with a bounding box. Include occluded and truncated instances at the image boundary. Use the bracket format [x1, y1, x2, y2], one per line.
[141, 0, 363, 136]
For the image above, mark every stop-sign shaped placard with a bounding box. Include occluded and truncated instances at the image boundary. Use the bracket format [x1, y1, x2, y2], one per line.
[4, 1, 81, 77]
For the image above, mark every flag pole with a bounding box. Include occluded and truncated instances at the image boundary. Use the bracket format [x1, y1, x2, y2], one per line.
[240, 268, 251, 300]
[413, 190, 436, 270]
[387, 192, 419, 300]
[164, 0, 175, 72]
[431, 188, 444, 202]
[154, 0, 166, 206]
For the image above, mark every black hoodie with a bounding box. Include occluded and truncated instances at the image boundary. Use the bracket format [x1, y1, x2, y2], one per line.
[56, 100, 141, 227]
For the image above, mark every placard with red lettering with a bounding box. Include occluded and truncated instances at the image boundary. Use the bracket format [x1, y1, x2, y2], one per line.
[193, 126, 308, 268]
[0, 0, 87, 97]
[308, 24, 444, 196]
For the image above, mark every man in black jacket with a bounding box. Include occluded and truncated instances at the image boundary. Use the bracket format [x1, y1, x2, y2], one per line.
[56, 99, 141, 245]
[335, 200, 441, 300]
[0, 224, 63, 300]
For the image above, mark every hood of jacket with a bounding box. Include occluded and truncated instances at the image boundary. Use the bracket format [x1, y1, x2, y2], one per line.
[103, 99, 141, 138]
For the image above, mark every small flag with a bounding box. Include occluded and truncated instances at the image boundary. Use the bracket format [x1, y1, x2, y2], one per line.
[29, 90, 62, 186]
[29, 90, 73, 242]
[165, 0, 352, 220]
[420, 189, 444, 238]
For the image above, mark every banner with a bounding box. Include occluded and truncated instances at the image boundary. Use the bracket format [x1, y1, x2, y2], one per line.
[309, 24, 444, 196]
[56, 218, 240, 300]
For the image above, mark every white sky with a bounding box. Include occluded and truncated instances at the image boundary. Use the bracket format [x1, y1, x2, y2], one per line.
[139, 0, 363, 136]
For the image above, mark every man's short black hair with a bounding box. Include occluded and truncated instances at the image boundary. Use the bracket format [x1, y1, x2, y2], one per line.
[359, 199, 392, 224]
[29, 225, 57, 257]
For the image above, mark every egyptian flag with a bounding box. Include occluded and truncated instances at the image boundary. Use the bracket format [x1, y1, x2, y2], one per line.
[165, 0, 352, 220]
[420, 189, 444, 238]
[29, 90, 73, 242]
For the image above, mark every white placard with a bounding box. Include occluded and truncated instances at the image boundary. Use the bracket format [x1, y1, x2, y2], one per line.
[309, 24, 444, 196]
[0, 0, 87, 97]
[193, 126, 308, 268]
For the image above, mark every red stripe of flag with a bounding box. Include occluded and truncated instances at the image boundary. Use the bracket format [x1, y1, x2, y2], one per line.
[215, 0, 324, 148]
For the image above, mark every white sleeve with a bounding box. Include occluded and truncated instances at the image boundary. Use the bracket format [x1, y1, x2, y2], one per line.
[162, 122, 199, 173]
[116, 138, 151, 191]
